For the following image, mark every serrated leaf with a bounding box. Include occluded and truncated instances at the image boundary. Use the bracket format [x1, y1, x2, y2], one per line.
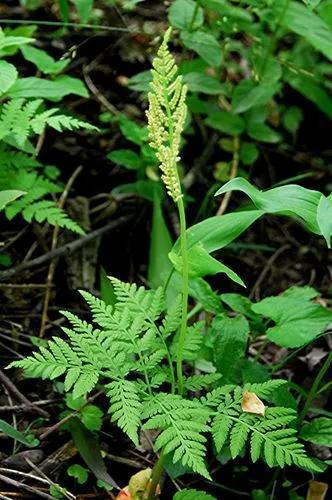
[300, 417, 332, 447]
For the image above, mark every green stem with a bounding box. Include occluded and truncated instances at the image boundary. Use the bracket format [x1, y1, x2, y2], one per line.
[176, 197, 189, 395]
[0, 18, 131, 32]
[147, 451, 166, 500]
[299, 351, 332, 424]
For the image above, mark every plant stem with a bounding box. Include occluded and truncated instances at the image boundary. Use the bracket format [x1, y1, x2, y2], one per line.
[299, 351, 332, 424]
[147, 451, 166, 500]
[176, 197, 189, 395]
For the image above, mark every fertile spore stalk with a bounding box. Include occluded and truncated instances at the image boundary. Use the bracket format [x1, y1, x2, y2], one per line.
[146, 27, 188, 396]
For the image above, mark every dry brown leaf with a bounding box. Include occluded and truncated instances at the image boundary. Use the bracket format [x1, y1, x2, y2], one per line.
[115, 487, 132, 500]
[115, 468, 157, 500]
[241, 391, 266, 416]
[306, 480, 328, 500]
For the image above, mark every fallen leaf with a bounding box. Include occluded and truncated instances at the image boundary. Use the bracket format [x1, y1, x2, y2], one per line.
[306, 480, 328, 500]
[241, 391, 266, 416]
[115, 487, 132, 500]
[128, 468, 152, 496]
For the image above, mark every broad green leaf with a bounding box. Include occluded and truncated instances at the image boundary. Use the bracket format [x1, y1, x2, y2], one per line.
[232, 79, 279, 114]
[6, 76, 88, 100]
[0, 190, 26, 210]
[181, 30, 222, 67]
[239, 142, 259, 165]
[170, 243, 245, 285]
[205, 111, 245, 135]
[74, 0, 94, 23]
[0, 61, 17, 94]
[172, 209, 263, 256]
[221, 293, 261, 323]
[215, 177, 322, 233]
[211, 314, 249, 381]
[21, 45, 69, 75]
[252, 286, 332, 348]
[58, 0, 70, 22]
[183, 72, 226, 95]
[247, 122, 281, 143]
[279, 1, 332, 60]
[300, 417, 332, 446]
[168, 0, 204, 30]
[286, 73, 332, 119]
[0, 418, 38, 447]
[189, 278, 222, 313]
[68, 418, 118, 489]
[317, 193, 332, 247]
[0, 35, 34, 52]
[148, 186, 173, 288]
[107, 149, 143, 170]
[127, 70, 152, 92]
[119, 116, 148, 145]
[303, 0, 323, 9]
[81, 405, 103, 431]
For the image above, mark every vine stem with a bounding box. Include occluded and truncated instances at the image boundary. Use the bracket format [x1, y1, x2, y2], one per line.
[176, 197, 189, 396]
[299, 351, 332, 424]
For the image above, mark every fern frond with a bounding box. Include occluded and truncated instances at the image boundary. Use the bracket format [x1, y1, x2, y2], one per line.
[143, 394, 211, 479]
[208, 384, 320, 472]
[106, 379, 142, 445]
[173, 489, 216, 500]
[171, 321, 204, 361]
[22, 200, 84, 233]
[184, 373, 222, 392]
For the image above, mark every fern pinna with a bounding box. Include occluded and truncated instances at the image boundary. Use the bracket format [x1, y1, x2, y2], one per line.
[9, 278, 319, 478]
[0, 98, 97, 232]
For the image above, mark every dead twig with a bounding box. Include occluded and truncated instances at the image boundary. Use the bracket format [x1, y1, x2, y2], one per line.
[250, 244, 291, 301]
[0, 473, 54, 500]
[0, 370, 49, 419]
[0, 215, 132, 282]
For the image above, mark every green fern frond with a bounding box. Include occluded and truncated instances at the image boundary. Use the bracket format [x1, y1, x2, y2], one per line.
[184, 373, 222, 392]
[22, 200, 84, 233]
[143, 394, 211, 479]
[208, 384, 320, 472]
[106, 379, 142, 445]
[171, 321, 204, 361]
[173, 489, 216, 500]
[0, 98, 97, 147]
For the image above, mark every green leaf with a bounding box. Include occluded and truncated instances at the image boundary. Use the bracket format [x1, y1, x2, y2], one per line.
[0, 418, 39, 447]
[0, 34, 34, 52]
[211, 314, 249, 381]
[119, 116, 148, 145]
[172, 209, 263, 256]
[0, 61, 17, 94]
[282, 106, 304, 134]
[100, 267, 117, 307]
[6, 76, 88, 100]
[68, 418, 119, 489]
[239, 142, 259, 165]
[286, 73, 332, 119]
[170, 243, 245, 285]
[247, 122, 281, 143]
[107, 149, 143, 170]
[232, 80, 278, 114]
[0, 190, 26, 210]
[127, 70, 152, 92]
[205, 111, 245, 135]
[81, 404, 103, 431]
[181, 30, 222, 67]
[215, 177, 322, 234]
[300, 417, 332, 447]
[148, 185, 173, 288]
[252, 286, 332, 348]
[279, 1, 332, 61]
[74, 0, 94, 23]
[21, 45, 69, 75]
[67, 464, 89, 484]
[173, 489, 216, 500]
[317, 193, 332, 248]
[303, 0, 323, 9]
[183, 72, 226, 95]
[168, 0, 204, 30]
